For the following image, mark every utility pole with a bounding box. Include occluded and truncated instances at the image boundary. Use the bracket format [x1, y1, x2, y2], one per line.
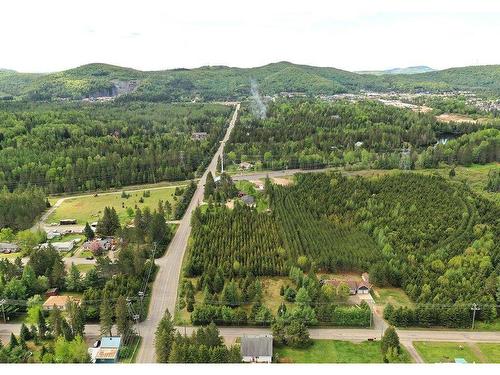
[471, 303, 481, 330]
[0, 299, 6, 323]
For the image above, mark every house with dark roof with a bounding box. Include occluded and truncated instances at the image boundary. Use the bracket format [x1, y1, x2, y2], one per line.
[241, 335, 273, 363]
[241, 194, 256, 207]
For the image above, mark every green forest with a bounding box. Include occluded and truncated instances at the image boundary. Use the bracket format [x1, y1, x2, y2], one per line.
[0, 101, 231, 194]
[225, 99, 499, 171]
[185, 172, 499, 327]
[1, 62, 500, 102]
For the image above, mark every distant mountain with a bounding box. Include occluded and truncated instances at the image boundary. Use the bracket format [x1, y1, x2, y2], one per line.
[356, 66, 435, 75]
[0, 61, 498, 101]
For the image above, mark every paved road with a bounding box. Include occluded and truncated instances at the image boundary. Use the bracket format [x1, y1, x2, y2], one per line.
[134, 103, 241, 363]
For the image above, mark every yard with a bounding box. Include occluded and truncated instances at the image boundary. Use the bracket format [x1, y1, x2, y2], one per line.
[413, 341, 489, 363]
[276, 339, 411, 363]
[371, 287, 414, 309]
[46, 185, 183, 226]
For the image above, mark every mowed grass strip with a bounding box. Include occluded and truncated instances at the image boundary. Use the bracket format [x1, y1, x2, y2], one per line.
[47, 186, 181, 225]
[476, 343, 500, 363]
[413, 341, 483, 363]
[276, 340, 386, 363]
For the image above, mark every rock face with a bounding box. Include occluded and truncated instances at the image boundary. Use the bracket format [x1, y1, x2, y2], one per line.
[87, 80, 139, 99]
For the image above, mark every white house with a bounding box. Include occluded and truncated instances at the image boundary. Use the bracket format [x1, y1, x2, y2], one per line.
[241, 335, 273, 363]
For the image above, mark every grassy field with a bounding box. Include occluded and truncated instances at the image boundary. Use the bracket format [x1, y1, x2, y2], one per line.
[47, 186, 183, 225]
[371, 287, 414, 309]
[276, 340, 411, 363]
[477, 343, 500, 363]
[0, 252, 22, 260]
[413, 341, 485, 363]
[75, 264, 95, 273]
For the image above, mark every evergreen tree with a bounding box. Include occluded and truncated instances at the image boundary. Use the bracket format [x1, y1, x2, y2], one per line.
[84, 222, 95, 240]
[155, 309, 175, 363]
[115, 296, 132, 338]
[381, 326, 400, 356]
[66, 263, 82, 292]
[100, 293, 113, 336]
[204, 172, 216, 200]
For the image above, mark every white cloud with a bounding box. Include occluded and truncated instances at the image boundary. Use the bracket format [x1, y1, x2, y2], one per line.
[1, 0, 498, 72]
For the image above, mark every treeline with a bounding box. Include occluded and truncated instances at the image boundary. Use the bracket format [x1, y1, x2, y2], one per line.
[0, 186, 47, 230]
[225, 99, 498, 171]
[155, 311, 241, 363]
[0, 101, 231, 193]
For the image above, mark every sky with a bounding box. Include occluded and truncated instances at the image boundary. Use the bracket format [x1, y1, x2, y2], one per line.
[1, 0, 499, 73]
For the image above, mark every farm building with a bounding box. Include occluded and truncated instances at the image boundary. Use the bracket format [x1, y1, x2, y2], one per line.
[42, 295, 80, 311]
[241, 335, 273, 363]
[89, 336, 122, 364]
[0, 242, 20, 254]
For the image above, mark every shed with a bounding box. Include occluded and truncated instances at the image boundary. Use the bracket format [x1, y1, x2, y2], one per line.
[241, 335, 273, 363]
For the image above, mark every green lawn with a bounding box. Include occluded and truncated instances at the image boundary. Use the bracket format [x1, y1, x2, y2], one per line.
[372, 287, 414, 309]
[75, 264, 95, 273]
[0, 252, 22, 260]
[477, 343, 500, 363]
[47, 186, 182, 225]
[413, 341, 483, 363]
[276, 340, 407, 363]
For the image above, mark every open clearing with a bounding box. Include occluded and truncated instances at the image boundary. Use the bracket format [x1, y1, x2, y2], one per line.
[46, 186, 182, 225]
[372, 287, 414, 309]
[276, 339, 411, 363]
[436, 113, 476, 123]
[413, 341, 498, 363]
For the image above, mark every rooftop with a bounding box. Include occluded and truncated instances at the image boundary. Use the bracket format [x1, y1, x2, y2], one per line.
[101, 336, 122, 349]
[241, 335, 273, 357]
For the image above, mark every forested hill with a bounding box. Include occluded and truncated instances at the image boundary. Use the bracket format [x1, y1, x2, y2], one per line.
[1, 62, 499, 101]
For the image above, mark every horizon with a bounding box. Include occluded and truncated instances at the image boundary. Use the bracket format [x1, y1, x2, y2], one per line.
[4, 60, 500, 76]
[1, 0, 500, 73]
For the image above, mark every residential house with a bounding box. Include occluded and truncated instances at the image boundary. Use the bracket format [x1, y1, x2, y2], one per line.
[41, 241, 75, 252]
[90, 336, 122, 364]
[241, 335, 273, 363]
[241, 195, 256, 207]
[46, 231, 61, 240]
[0, 242, 20, 254]
[321, 277, 371, 295]
[191, 132, 208, 141]
[42, 295, 79, 311]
